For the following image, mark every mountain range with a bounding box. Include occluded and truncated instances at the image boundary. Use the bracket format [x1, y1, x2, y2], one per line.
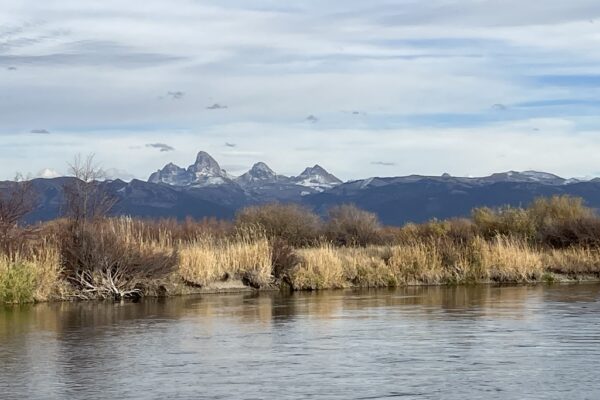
[148, 151, 342, 193]
[6, 151, 600, 226]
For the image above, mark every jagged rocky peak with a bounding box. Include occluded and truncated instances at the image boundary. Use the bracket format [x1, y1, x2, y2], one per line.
[163, 162, 184, 172]
[149, 151, 233, 187]
[148, 152, 344, 190]
[186, 151, 233, 186]
[148, 162, 191, 186]
[292, 164, 342, 191]
[247, 162, 277, 179]
[188, 151, 225, 176]
[236, 162, 284, 186]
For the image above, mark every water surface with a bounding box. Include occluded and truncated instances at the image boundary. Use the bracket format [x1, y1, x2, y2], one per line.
[1, 284, 600, 399]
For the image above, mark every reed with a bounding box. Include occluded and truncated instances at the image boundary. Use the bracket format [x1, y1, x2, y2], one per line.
[544, 247, 600, 275]
[290, 245, 346, 290]
[178, 226, 272, 288]
[0, 244, 61, 304]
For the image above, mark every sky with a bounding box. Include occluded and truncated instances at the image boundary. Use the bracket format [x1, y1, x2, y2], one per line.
[2, 0, 600, 181]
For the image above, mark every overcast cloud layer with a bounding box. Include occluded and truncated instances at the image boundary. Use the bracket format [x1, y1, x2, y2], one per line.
[2, 0, 600, 181]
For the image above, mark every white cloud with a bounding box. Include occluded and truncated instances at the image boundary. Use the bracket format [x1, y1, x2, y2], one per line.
[1, 1, 600, 179]
[2, 118, 599, 181]
[36, 168, 61, 179]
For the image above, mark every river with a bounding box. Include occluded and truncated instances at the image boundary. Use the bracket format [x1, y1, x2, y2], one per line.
[1, 284, 599, 399]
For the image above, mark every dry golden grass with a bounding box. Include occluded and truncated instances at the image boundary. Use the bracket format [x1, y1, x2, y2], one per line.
[338, 247, 396, 287]
[544, 247, 600, 275]
[178, 227, 272, 288]
[0, 243, 62, 304]
[388, 241, 446, 285]
[476, 237, 543, 282]
[30, 244, 64, 301]
[289, 237, 548, 290]
[291, 245, 346, 290]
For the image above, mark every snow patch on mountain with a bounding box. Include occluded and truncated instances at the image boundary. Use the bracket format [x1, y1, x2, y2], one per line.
[149, 152, 234, 187]
[236, 162, 281, 186]
[291, 165, 342, 192]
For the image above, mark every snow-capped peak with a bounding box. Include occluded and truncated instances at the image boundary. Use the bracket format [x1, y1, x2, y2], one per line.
[188, 151, 228, 177]
[149, 151, 233, 187]
[249, 162, 276, 177]
[520, 170, 563, 181]
[148, 152, 343, 191]
[292, 164, 342, 191]
[236, 162, 280, 186]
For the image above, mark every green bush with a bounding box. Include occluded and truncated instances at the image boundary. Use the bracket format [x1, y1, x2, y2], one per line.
[0, 259, 36, 304]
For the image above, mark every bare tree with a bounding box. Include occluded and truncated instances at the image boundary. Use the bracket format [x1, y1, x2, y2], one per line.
[0, 173, 38, 253]
[63, 154, 116, 222]
[61, 154, 143, 300]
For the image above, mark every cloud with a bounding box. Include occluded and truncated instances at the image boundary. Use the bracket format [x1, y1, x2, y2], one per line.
[146, 143, 175, 152]
[36, 168, 60, 178]
[0, 38, 183, 68]
[371, 161, 396, 166]
[104, 168, 136, 181]
[225, 142, 237, 147]
[30, 129, 50, 134]
[492, 104, 508, 111]
[167, 91, 184, 100]
[220, 150, 264, 157]
[4, 0, 600, 181]
[306, 115, 319, 123]
[7, 66, 17, 71]
[207, 103, 228, 110]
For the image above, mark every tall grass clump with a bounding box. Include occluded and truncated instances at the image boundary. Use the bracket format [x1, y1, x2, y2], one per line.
[474, 236, 543, 282]
[178, 226, 272, 288]
[338, 246, 396, 287]
[388, 241, 445, 285]
[0, 255, 36, 304]
[0, 245, 61, 304]
[544, 247, 600, 275]
[290, 245, 346, 290]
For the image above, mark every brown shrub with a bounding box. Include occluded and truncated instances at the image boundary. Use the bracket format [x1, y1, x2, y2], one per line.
[537, 216, 600, 248]
[325, 204, 383, 246]
[235, 203, 322, 246]
[60, 217, 177, 300]
[472, 206, 535, 240]
[271, 238, 300, 280]
[529, 195, 594, 226]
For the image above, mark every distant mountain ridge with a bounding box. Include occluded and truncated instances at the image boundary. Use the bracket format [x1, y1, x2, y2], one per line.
[6, 150, 600, 226]
[149, 151, 342, 193]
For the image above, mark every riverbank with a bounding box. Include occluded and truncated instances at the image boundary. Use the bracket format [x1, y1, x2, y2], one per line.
[3, 196, 600, 304]
[2, 231, 600, 304]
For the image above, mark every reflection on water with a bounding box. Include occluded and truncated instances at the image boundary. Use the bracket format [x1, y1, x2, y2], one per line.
[1, 284, 599, 399]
